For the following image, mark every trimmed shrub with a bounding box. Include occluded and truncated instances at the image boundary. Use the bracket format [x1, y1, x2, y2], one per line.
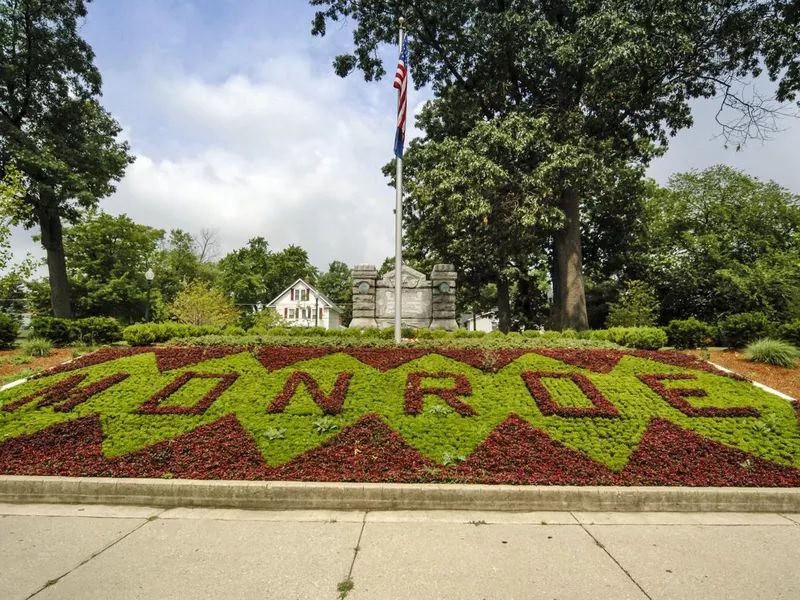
[430, 329, 449, 339]
[560, 329, 581, 340]
[122, 322, 222, 346]
[362, 328, 380, 338]
[0, 313, 19, 349]
[72, 317, 122, 345]
[20, 337, 52, 357]
[467, 330, 487, 338]
[222, 325, 246, 336]
[30, 317, 74, 346]
[542, 330, 562, 339]
[265, 327, 290, 337]
[452, 328, 470, 338]
[666, 319, 716, 350]
[718, 312, 772, 348]
[604, 327, 668, 350]
[522, 329, 541, 338]
[777, 320, 800, 346]
[745, 338, 800, 368]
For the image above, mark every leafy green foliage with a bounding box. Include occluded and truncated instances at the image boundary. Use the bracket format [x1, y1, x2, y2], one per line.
[216, 238, 318, 306]
[605, 281, 660, 328]
[30, 316, 120, 347]
[777, 320, 800, 347]
[0, 313, 18, 349]
[170, 281, 240, 328]
[587, 328, 667, 350]
[30, 317, 73, 346]
[643, 167, 800, 324]
[122, 323, 222, 346]
[745, 339, 800, 368]
[0, 1, 134, 317]
[666, 319, 716, 350]
[316, 260, 352, 324]
[718, 312, 773, 349]
[19, 338, 52, 358]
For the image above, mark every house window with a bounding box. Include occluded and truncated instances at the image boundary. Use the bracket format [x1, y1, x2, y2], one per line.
[288, 309, 296, 320]
[300, 289, 309, 301]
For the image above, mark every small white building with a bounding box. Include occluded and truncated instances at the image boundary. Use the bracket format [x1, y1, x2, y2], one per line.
[265, 278, 345, 330]
[459, 311, 499, 333]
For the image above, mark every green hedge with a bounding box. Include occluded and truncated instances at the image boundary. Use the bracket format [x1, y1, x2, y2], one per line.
[0, 314, 19, 349]
[717, 312, 773, 349]
[666, 319, 716, 350]
[123, 323, 222, 346]
[586, 327, 667, 350]
[777, 320, 800, 346]
[121, 323, 673, 350]
[31, 317, 122, 346]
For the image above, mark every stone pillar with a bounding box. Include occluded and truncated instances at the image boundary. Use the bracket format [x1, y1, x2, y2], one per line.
[349, 264, 378, 329]
[430, 264, 458, 331]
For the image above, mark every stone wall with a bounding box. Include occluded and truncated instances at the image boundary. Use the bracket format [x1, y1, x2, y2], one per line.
[349, 264, 458, 331]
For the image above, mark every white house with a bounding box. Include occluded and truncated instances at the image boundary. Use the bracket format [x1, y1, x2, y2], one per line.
[459, 311, 499, 333]
[265, 279, 345, 330]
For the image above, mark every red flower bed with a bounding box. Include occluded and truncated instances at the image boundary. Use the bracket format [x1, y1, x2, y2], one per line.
[521, 371, 620, 418]
[449, 413, 618, 485]
[620, 418, 800, 486]
[404, 372, 476, 416]
[137, 372, 240, 415]
[638, 373, 760, 417]
[278, 414, 437, 483]
[1, 411, 799, 485]
[267, 371, 353, 415]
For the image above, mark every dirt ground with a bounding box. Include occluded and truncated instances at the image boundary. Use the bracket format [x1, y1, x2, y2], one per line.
[0, 348, 73, 382]
[689, 348, 800, 400]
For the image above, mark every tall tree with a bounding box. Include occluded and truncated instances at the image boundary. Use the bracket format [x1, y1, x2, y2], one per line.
[641, 166, 800, 322]
[60, 211, 163, 321]
[0, 0, 133, 318]
[217, 239, 318, 306]
[317, 260, 352, 323]
[310, 0, 797, 330]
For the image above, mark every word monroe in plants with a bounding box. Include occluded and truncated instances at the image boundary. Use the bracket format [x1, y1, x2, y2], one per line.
[0, 346, 798, 486]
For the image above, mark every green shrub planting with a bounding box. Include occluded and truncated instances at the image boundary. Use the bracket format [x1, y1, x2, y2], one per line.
[0, 313, 19, 349]
[30, 317, 74, 346]
[603, 327, 667, 350]
[718, 312, 773, 348]
[777, 320, 800, 346]
[72, 317, 122, 345]
[666, 319, 716, 349]
[745, 338, 800, 368]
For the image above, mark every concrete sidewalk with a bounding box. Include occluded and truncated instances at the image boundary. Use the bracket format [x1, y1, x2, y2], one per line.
[1, 505, 799, 600]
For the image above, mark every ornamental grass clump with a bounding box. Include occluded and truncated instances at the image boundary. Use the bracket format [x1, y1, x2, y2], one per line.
[20, 337, 52, 358]
[745, 338, 800, 368]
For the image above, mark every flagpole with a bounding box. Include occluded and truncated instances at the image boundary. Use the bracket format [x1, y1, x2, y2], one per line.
[394, 18, 405, 345]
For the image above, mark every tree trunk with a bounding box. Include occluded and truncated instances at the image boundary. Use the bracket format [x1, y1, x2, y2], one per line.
[37, 199, 72, 319]
[550, 239, 562, 329]
[497, 277, 511, 333]
[553, 188, 588, 330]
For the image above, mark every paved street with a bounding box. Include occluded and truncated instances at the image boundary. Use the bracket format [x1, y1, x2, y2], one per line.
[1, 504, 799, 600]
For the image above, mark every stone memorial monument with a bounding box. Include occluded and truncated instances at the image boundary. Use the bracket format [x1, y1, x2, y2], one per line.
[350, 264, 458, 331]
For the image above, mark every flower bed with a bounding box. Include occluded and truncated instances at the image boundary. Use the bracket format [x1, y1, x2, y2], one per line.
[1, 346, 799, 486]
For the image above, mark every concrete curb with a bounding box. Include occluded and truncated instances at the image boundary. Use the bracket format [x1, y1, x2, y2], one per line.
[709, 361, 796, 401]
[1, 476, 800, 512]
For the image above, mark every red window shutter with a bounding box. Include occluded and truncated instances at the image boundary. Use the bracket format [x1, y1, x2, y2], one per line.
[290, 289, 294, 301]
[320, 308, 323, 319]
[284, 308, 287, 318]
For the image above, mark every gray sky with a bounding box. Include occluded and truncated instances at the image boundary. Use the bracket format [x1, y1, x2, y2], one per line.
[8, 1, 800, 274]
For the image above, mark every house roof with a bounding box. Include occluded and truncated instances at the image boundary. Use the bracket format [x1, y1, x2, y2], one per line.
[265, 278, 344, 313]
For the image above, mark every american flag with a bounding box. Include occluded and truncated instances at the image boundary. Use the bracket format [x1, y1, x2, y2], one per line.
[393, 34, 408, 159]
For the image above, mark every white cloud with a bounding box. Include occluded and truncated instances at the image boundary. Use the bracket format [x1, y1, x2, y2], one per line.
[99, 51, 401, 271]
